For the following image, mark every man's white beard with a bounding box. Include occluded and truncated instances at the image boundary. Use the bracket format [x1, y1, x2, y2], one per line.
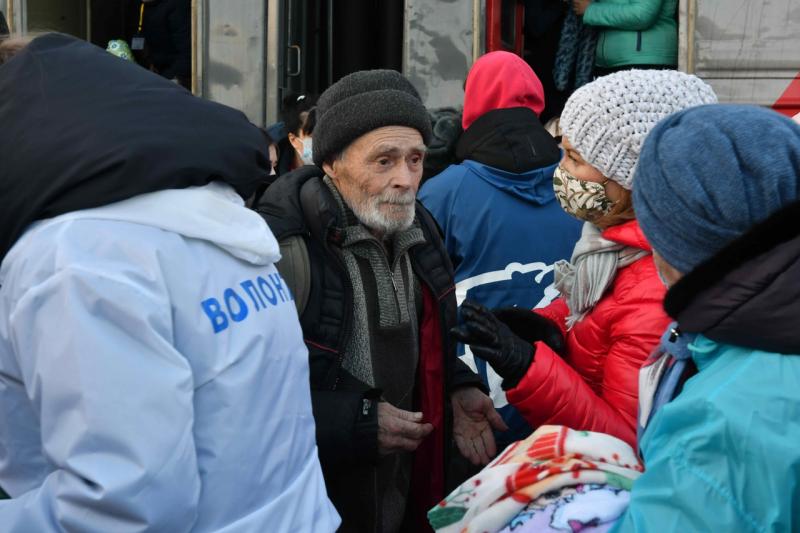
[349, 188, 416, 236]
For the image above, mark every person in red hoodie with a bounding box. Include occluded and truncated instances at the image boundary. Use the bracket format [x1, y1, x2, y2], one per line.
[419, 51, 582, 450]
[453, 69, 717, 448]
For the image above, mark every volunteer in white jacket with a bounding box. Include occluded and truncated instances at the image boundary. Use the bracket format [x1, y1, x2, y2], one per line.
[0, 33, 339, 532]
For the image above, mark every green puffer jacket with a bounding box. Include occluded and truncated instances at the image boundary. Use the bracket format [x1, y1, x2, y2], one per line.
[583, 0, 678, 68]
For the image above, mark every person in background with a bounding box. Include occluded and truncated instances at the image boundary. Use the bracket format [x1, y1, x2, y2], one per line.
[572, 0, 678, 76]
[453, 70, 717, 449]
[245, 122, 284, 208]
[615, 104, 800, 531]
[265, 122, 282, 176]
[0, 11, 9, 37]
[0, 33, 338, 532]
[277, 93, 318, 174]
[524, 0, 570, 122]
[135, 0, 191, 88]
[419, 51, 583, 449]
[256, 69, 503, 532]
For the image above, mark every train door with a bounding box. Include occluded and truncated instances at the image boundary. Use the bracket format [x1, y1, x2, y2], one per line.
[6, 0, 186, 87]
[5, 0, 141, 48]
[280, 0, 329, 100]
[7, 0, 86, 39]
[485, 0, 524, 55]
[277, 0, 404, 105]
[1, 3, 9, 35]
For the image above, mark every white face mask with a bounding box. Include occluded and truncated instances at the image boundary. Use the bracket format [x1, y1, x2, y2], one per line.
[301, 137, 314, 165]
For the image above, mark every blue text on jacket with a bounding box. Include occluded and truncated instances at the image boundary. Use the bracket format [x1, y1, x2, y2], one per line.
[201, 273, 294, 333]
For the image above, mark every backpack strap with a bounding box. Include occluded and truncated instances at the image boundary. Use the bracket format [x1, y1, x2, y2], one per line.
[276, 235, 311, 316]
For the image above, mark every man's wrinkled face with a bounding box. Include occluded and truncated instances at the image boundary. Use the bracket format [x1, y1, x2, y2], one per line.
[324, 126, 425, 237]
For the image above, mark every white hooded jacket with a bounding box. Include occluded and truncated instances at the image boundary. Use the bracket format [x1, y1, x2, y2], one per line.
[0, 182, 340, 532]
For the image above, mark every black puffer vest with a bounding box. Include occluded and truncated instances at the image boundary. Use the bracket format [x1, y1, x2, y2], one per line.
[256, 167, 484, 530]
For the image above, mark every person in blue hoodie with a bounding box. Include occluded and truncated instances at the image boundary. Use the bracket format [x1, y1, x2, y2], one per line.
[0, 34, 338, 532]
[418, 51, 583, 447]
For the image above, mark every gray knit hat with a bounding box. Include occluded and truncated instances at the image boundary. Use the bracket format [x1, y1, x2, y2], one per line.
[312, 69, 433, 166]
[560, 69, 717, 190]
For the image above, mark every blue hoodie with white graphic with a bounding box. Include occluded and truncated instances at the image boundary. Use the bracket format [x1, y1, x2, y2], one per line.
[419, 106, 582, 447]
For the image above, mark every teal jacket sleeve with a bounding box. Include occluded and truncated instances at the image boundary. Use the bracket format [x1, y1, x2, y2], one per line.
[583, 0, 664, 31]
[613, 394, 776, 533]
[612, 438, 762, 532]
[0, 267, 201, 532]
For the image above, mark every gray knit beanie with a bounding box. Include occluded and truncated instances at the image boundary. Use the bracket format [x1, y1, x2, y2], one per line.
[560, 69, 717, 190]
[312, 70, 433, 166]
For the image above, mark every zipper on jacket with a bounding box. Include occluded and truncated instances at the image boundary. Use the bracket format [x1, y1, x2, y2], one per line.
[636, 31, 642, 52]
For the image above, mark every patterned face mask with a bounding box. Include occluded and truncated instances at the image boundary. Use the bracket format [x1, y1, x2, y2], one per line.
[553, 165, 613, 223]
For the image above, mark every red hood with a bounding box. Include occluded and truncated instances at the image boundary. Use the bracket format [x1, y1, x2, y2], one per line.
[462, 51, 545, 130]
[602, 220, 652, 251]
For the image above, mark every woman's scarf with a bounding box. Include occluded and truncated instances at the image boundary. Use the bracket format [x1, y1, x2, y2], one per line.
[553, 7, 598, 92]
[555, 222, 648, 328]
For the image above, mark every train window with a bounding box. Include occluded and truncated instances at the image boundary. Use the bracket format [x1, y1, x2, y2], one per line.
[501, 0, 517, 49]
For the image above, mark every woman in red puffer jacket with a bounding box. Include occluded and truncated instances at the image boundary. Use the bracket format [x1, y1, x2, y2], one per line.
[453, 69, 717, 448]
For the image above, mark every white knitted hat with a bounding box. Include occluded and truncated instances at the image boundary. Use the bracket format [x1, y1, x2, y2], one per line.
[560, 70, 717, 190]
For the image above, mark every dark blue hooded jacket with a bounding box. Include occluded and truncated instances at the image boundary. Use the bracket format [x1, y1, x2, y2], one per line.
[419, 106, 582, 446]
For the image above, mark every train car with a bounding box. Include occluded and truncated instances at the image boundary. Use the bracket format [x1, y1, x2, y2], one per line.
[3, 0, 798, 122]
[678, 0, 800, 117]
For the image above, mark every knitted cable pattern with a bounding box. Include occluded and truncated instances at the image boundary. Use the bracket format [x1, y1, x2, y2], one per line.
[560, 69, 717, 190]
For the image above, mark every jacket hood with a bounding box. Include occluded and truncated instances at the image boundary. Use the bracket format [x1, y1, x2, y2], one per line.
[15, 182, 279, 267]
[0, 33, 270, 263]
[665, 200, 800, 354]
[602, 220, 651, 251]
[460, 160, 557, 206]
[456, 107, 561, 176]
[462, 51, 545, 130]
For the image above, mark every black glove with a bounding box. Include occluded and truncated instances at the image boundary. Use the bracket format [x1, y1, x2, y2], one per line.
[492, 307, 566, 356]
[450, 300, 534, 390]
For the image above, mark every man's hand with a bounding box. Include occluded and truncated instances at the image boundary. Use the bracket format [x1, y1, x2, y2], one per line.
[377, 401, 434, 456]
[573, 0, 592, 16]
[451, 387, 508, 466]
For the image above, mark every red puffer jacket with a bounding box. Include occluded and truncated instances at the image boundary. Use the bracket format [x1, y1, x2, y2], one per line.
[505, 220, 669, 448]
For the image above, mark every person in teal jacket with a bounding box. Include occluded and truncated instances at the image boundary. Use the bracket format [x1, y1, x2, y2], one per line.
[573, 0, 677, 71]
[616, 105, 800, 531]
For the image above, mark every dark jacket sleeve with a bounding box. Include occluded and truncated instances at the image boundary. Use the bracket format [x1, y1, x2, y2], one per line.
[449, 357, 488, 394]
[311, 386, 380, 473]
[440, 270, 488, 395]
[415, 200, 488, 396]
[274, 235, 381, 471]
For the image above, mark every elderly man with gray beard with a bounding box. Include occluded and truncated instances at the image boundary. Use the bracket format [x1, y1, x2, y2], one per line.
[256, 70, 504, 533]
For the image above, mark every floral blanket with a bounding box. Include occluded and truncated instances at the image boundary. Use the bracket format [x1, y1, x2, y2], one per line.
[429, 426, 643, 533]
